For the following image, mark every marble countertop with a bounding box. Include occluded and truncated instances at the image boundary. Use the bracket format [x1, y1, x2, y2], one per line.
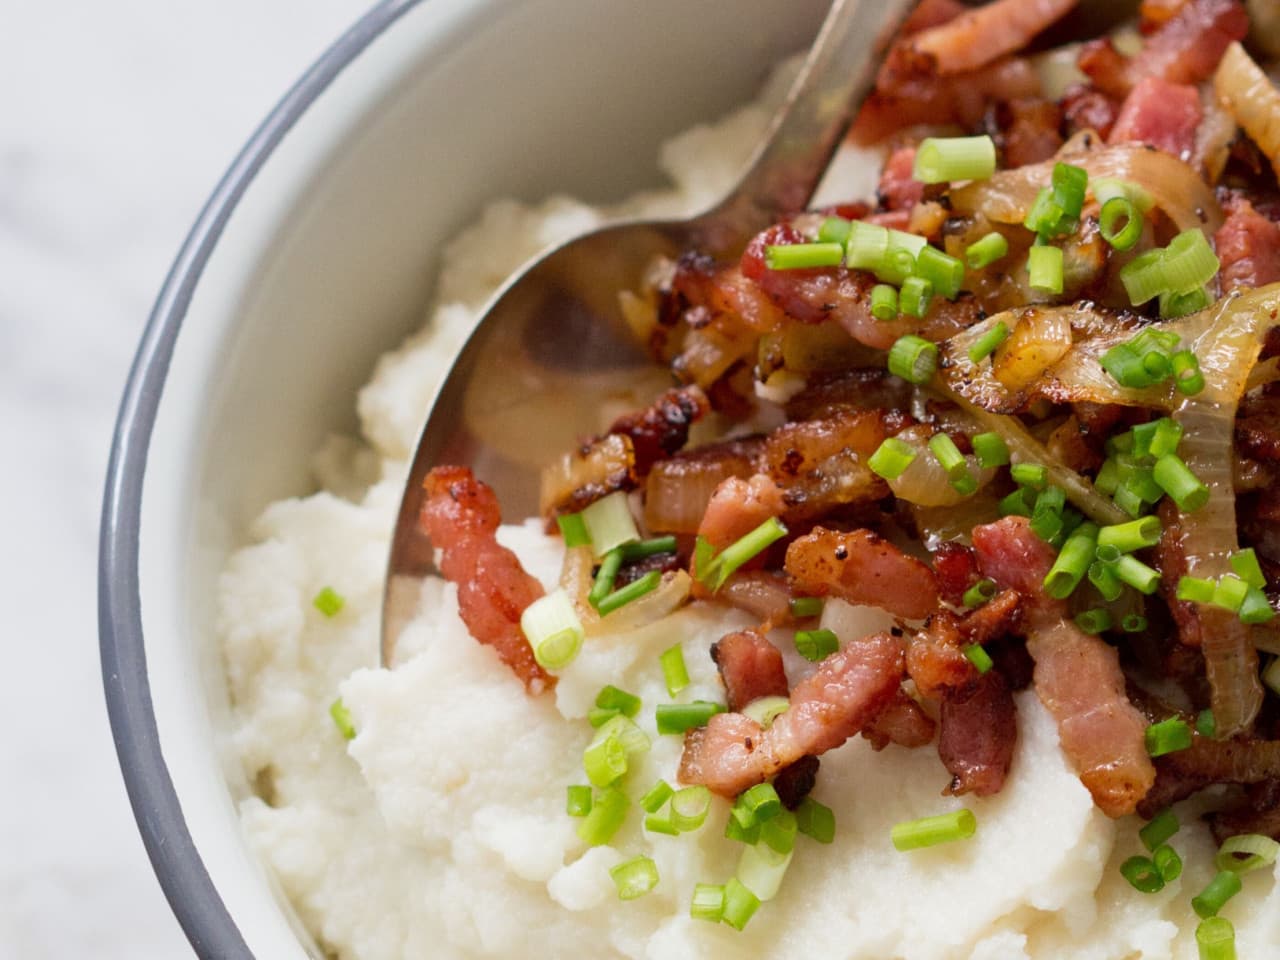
[1, 2, 368, 954]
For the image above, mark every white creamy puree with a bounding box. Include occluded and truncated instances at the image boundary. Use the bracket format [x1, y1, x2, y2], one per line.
[219, 67, 1279, 960]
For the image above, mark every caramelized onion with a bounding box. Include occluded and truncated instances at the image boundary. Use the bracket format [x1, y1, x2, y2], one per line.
[559, 544, 692, 637]
[643, 438, 762, 534]
[539, 433, 635, 518]
[886, 425, 997, 507]
[1214, 42, 1280, 181]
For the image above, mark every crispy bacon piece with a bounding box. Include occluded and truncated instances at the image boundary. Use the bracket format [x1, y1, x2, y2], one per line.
[773, 755, 821, 810]
[711, 629, 789, 713]
[990, 98, 1064, 168]
[1139, 736, 1280, 816]
[1215, 194, 1280, 294]
[785, 369, 915, 422]
[973, 516, 1155, 816]
[696, 474, 785, 555]
[678, 634, 904, 797]
[643, 436, 762, 535]
[1155, 498, 1204, 648]
[959, 588, 1023, 646]
[606, 386, 708, 476]
[420, 467, 553, 694]
[933, 541, 981, 607]
[878, 147, 925, 212]
[907, 0, 1078, 76]
[939, 670, 1018, 796]
[1060, 84, 1120, 140]
[1108, 77, 1202, 158]
[862, 688, 937, 751]
[908, 611, 979, 700]
[786, 527, 941, 620]
[717, 570, 795, 628]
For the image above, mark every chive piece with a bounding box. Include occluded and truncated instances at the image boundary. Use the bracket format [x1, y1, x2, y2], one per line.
[1177, 575, 1216, 603]
[690, 883, 726, 923]
[329, 698, 356, 740]
[1195, 917, 1236, 960]
[759, 808, 799, 855]
[1122, 613, 1148, 633]
[1196, 708, 1217, 739]
[1010, 462, 1048, 490]
[1119, 248, 1169, 307]
[1052, 162, 1088, 220]
[1075, 608, 1112, 634]
[1192, 870, 1243, 919]
[736, 836, 793, 902]
[1043, 522, 1099, 599]
[1112, 483, 1145, 520]
[999, 486, 1035, 518]
[1145, 717, 1193, 757]
[1212, 575, 1249, 613]
[556, 512, 591, 547]
[1154, 454, 1210, 512]
[794, 628, 839, 662]
[1172, 349, 1205, 395]
[968, 321, 1011, 364]
[1230, 548, 1266, 588]
[971, 431, 1010, 467]
[817, 216, 853, 247]
[795, 797, 836, 843]
[596, 685, 641, 718]
[916, 246, 965, 299]
[1095, 457, 1121, 495]
[566, 785, 593, 817]
[1140, 808, 1180, 852]
[962, 578, 997, 609]
[583, 727, 628, 787]
[870, 283, 899, 322]
[742, 695, 790, 729]
[610, 855, 659, 900]
[659, 644, 689, 697]
[724, 816, 761, 845]
[927, 432, 971, 490]
[913, 135, 997, 183]
[721, 878, 761, 931]
[576, 786, 629, 846]
[693, 535, 714, 579]
[900, 276, 934, 319]
[733, 783, 782, 828]
[965, 232, 1009, 270]
[1027, 244, 1064, 294]
[1092, 177, 1155, 213]
[765, 241, 845, 271]
[313, 587, 345, 618]
[1120, 855, 1165, 893]
[581, 491, 640, 558]
[1161, 286, 1210, 319]
[670, 786, 712, 832]
[1024, 188, 1068, 239]
[1088, 561, 1123, 601]
[846, 221, 891, 276]
[868, 436, 918, 480]
[655, 701, 724, 735]
[702, 517, 788, 591]
[963, 643, 994, 673]
[596, 570, 661, 617]
[644, 813, 679, 835]
[1031, 486, 1067, 542]
[1150, 417, 1184, 458]
[639, 779, 674, 814]
[789, 596, 824, 619]
[618, 536, 677, 561]
[1100, 341, 1154, 389]
[589, 550, 624, 608]
[887, 334, 938, 385]
[1240, 586, 1276, 624]
[1115, 554, 1160, 595]
[587, 707, 620, 728]
[1161, 229, 1221, 295]
[891, 809, 977, 851]
[1097, 517, 1163, 553]
[1099, 196, 1142, 251]
[1215, 833, 1280, 874]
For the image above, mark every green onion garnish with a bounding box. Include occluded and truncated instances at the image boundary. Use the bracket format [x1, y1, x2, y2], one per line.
[619, 535, 677, 561]
[1144, 717, 1192, 757]
[1192, 870, 1243, 919]
[587, 707, 620, 728]
[1229, 548, 1266, 588]
[1240, 586, 1276, 624]
[1196, 708, 1217, 738]
[760, 807, 799, 855]
[732, 782, 781, 829]
[967, 321, 1010, 364]
[329, 698, 355, 740]
[927, 432, 974, 493]
[583, 716, 642, 786]
[912, 135, 997, 184]
[660, 644, 689, 697]
[1075, 608, 1112, 634]
[1027, 244, 1064, 294]
[1215, 833, 1280, 874]
[887, 334, 938, 385]
[764, 241, 845, 271]
[1120, 855, 1165, 893]
[700, 517, 788, 591]
[610, 855, 659, 900]
[965, 231, 1008, 270]
[818, 215, 853, 246]
[655, 700, 725, 735]
[1099, 196, 1142, 251]
[1161, 229, 1221, 295]
[900, 275, 934, 319]
[690, 883, 726, 923]
[1122, 613, 1148, 633]
[521, 588, 585, 669]
[1153, 844, 1182, 882]
[916, 246, 965, 300]
[644, 812, 679, 835]
[891, 809, 977, 851]
[971, 432, 1010, 468]
[1097, 517, 1162, 553]
[1115, 554, 1161, 595]
[639, 779, 674, 813]
[588, 549, 623, 607]
[566, 785, 593, 817]
[1140, 808, 1180, 852]
[795, 796, 836, 843]
[743, 695, 790, 729]
[670, 785, 712, 832]
[1160, 286, 1210, 319]
[1178, 576, 1215, 604]
[556, 512, 591, 547]
[580, 491, 640, 558]
[596, 684, 641, 718]
[1195, 917, 1237, 960]
[868, 436, 918, 480]
[789, 596, 824, 619]
[962, 578, 997, 608]
[721, 877, 761, 931]
[1025, 188, 1069, 239]
[1100, 341, 1154, 389]
[313, 586, 345, 618]
[596, 569, 662, 616]
[1052, 162, 1088, 220]
[576, 786, 629, 846]
[795, 628, 839, 662]
[1119, 249, 1169, 306]
[1172, 349, 1205, 395]
[1092, 177, 1155, 213]
[1088, 561, 1123, 601]
[736, 835, 793, 901]
[999, 486, 1035, 518]
[1212, 575, 1249, 613]
[1010, 462, 1048, 490]
[725, 816, 761, 845]
[870, 283, 899, 322]
[963, 643, 994, 673]
[1043, 522, 1099, 599]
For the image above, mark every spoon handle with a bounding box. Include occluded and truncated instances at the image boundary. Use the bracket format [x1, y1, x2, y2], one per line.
[692, 0, 916, 253]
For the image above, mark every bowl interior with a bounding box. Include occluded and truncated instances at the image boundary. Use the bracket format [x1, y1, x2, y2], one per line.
[133, 0, 829, 954]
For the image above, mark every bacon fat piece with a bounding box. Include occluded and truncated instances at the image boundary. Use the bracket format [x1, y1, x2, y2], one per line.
[678, 634, 904, 797]
[939, 671, 1018, 797]
[420, 466, 553, 694]
[711, 629, 789, 713]
[785, 527, 940, 620]
[862, 688, 937, 751]
[973, 516, 1155, 816]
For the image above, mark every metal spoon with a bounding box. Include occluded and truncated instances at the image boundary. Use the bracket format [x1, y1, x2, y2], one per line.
[382, 0, 915, 661]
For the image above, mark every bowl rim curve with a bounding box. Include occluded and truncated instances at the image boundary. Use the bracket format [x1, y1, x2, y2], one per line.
[97, 1, 426, 955]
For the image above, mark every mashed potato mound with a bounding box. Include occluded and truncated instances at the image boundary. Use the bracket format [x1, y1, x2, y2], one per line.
[220, 72, 1279, 960]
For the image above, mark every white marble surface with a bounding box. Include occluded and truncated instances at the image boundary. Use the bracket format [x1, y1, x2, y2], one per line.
[0, 2, 369, 954]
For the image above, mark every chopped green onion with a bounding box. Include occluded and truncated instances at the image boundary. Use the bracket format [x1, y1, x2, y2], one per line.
[964, 643, 994, 673]
[1196, 708, 1217, 738]
[733, 783, 781, 829]
[655, 700, 725, 735]
[1122, 613, 1148, 633]
[587, 707, 620, 728]
[972, 431, 1010, 467]
[1119, 249, 1169, 306]
[580, 491, 640, 558]
[967, 322, 1010, 364]
[1024, 187, 1069, 240]
[576, 786, 629, 846]
[721, 877, 761, 931]
[912, 135, 997, 183]
[619, 535, 678, 561]
[1195, 917, 1237, 960]
[795, 796, 836, 843]
[1177, 576, 1216, 603]
[1027, 244, 1064, 294]
[701, 517, 788, 591]
[1100, 341, 1154, 389]
[845, 221, 891, 275]
[891, 809, 977, 851]
[693, 535, 714, 578]
[1240, 586, 1276, 624]
[1088, 561, 1123, 601]
[1120, 855, 1165, 893]
[1230, 548, 1266, 588]
[644, 812, 679, 835]
[1052, 162, 1088, 221]
[724, 816, 761, 845]
[660, 644, 689, 697]
[1151, 418, 1184, 458]
[1092, 177, 1155, 213]
[870, 283, 899, 322]
[1173, 349, 1205, 395]
[790, 596, 824, 619]
[521, 588, 585, 669]
[1099, 196, 1142, 251]
[1140, 808, 1180, 852]
[1112, 482, 1146, 520]
[887, 334, 938, 385]
[1192, 870, 1243, 919]
[965, 232, 1009, 270]
[1095, 457, 1121, 495]
[1097, 517, 1162, 553]
[765, 241, 845, 271]
[329, 698, 356, 740]
[1145, 717, 1192, 757]
[1075, 608, 1112, 634]
[610, 855, 659, 900]
[588, 552, 623, 609]
[736, 837, 793, 901]
[1215, 833, 1280, 874]
[566, 785, 593, 817]
[640, 779, 674, 813]
[742, 695, 790, 729]
[1153, 846, 1183, 882]
[313, 586, 345, 618]
[927, 432, 971, 488]
[670, 785, 712, 832]
[760, 808, 799, 855]
[1161, 229, 1220, 295]
[1031, 485, 1067, 542]
[1160, 286, 1210, 319]
[818, 216, 853, 246]
[962, 578, 997, 608]
[1043, 521, 1099, 599]
[690, 883, 725, 923]
[916, 246, 965, 299]
[999, 487, 1035, 517]
[596, 685, 642, 718]
[1212, 575, 1249, 613]
[795, 628, 839, 662]
[900, 276, 934, 319]
[1011, 462, 1048, 490]
[556, 512, 591, 547]
[868, 436, 918, 480]
[596, 569, 662, 616]
[1115, 554, 1161, 595]
[583, 716, 642, 786]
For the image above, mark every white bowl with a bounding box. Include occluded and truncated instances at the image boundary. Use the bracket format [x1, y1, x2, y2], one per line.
[98, 1, 829, 955]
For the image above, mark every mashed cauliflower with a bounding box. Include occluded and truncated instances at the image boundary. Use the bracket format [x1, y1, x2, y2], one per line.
[219, 70, 1279, 960]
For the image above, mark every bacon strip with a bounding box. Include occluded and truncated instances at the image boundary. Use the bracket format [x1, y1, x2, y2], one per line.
[908, 0, 1078, 75]
[678, 634, 904, 797]
[420, 467, 553, 693]
[1215, 193, 1280, 294]
[1108, 77, 1203, 158]
[786, 528, 941, 620]
[711, 629, 789, 713]
[862, 688, 937, 751]
[939, 671, 1018, 796]
[606, 385, 708, 476]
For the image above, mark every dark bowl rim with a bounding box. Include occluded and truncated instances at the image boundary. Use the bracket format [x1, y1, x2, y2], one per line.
[97, 1, 425, 955]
